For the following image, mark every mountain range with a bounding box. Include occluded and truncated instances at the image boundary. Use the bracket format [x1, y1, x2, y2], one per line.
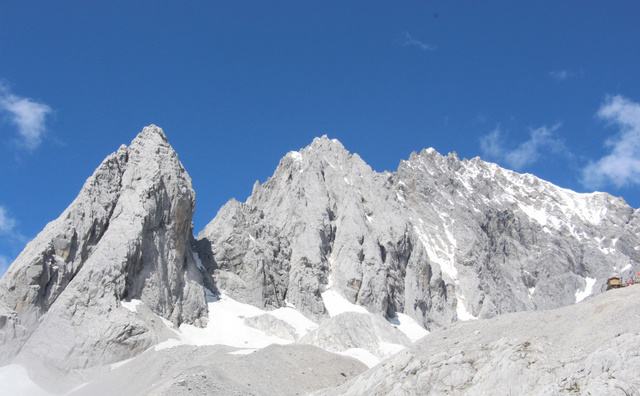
[0, 125, 638, 395]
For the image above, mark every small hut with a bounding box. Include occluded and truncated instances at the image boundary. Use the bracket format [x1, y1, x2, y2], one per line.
[606, 276, 623, 290]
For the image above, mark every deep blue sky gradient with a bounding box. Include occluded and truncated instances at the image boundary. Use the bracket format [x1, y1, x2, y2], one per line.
[1, 1, 639, 266]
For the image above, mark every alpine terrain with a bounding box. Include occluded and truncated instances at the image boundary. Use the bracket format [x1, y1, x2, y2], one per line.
[0, 125, 638, 395]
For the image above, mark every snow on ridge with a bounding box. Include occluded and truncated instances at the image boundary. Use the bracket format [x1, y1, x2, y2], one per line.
[413, 220, 458, 282]
[288, 151, 303, 161]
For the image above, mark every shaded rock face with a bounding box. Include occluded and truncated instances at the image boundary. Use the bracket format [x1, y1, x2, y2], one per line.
[0, 125, 208, 370]
[199, 137, 640, 329]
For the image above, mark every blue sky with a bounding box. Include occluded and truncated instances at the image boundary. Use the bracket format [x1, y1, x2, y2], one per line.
[1, 2, 639, 271]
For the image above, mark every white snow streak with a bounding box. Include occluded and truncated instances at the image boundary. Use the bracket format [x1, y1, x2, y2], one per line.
[321, 289, 369, 317]
[575, 277, 597, 303]
[337, 348, 380, 368]
[120, 299, 142, 313]
[456, 295, 478, 321]
[389, 313, 429, 342]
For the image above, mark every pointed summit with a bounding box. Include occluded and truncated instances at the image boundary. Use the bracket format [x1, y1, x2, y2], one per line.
[0, 125, 207, 371]
[133, 124, 168, 142]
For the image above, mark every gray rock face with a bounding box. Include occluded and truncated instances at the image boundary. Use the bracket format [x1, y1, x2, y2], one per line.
[0, 125, 208, 370]
[2, 129, 639, 394]
[199, 137, 640, 329]
[315, 285, 640, 396]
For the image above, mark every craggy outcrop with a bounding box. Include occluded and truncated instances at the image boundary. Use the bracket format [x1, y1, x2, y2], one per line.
[0, 125, 209, 370]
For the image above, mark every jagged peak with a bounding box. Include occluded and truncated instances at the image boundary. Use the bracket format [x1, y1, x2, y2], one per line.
[128, 124, 170, 152]
[304, 134, 348, 154]
[136, 124, 167, 141]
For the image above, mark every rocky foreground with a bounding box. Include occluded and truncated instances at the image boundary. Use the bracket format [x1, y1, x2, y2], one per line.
[316, 285, 640, 396]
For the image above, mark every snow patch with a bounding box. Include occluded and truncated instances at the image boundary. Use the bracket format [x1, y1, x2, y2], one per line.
[151, 292, 317, 352]
[154, 338, 183, 351]
[378, 342, 406, 356]
[178, 294, 292, 348]
[621, 263, 632, 272]
[109, 358, 134, 370]
[321, 289, 369, 317]
[413, 220, 458, 282]
[121, 299, 142, 313]
[0, 364, 52, 396]
[575, 277, 597, 303]
[268, 307, 318, 337]
[518, 204, 553, 228]
[456, 295, 477, 321]
[288, 151, 302, 161]
[389, 313, 429, 342]
[337, 348, 380, 368]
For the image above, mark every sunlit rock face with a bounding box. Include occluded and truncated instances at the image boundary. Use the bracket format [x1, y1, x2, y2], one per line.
[0, 125, 208, 370]
[200, 136, 640, 329]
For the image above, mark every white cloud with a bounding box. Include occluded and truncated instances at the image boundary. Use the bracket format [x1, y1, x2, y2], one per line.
[0, 84, 51, 150]
[549, 70, 571, 81]
[582, 95, 640, 188]
[479, 127, 503, 159]
[480, 124, 565, 169]
[0, 206, 16, 235]
[401, 32, 436, 51]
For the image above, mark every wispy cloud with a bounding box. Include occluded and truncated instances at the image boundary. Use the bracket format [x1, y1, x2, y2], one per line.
[480, 124, 566, 169]
[549, 70, 572, 81]
[582, 95, 640, 188]
[0, 84, 52, 150]
[548, 69, 584, 82]
[0, 205, 17, 274]
[0, 206, 16, 235]
[401, 31, 436, 51]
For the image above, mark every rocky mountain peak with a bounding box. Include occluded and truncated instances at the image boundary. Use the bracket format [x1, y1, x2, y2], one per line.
[201, 135, 640, 330]
[131, 123, 168, 144]
[0, 125, 208, 371]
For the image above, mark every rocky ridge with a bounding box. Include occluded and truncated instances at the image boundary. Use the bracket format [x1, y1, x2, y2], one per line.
[0, 125, 209, 371]
[0, 126, 638, 395]
[199, 136, 640, 329]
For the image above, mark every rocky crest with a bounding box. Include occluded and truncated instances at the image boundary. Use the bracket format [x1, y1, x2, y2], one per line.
[0, 125, 208, 371]
[1, 127, 639, 393]
[199, 136, 640, 329]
